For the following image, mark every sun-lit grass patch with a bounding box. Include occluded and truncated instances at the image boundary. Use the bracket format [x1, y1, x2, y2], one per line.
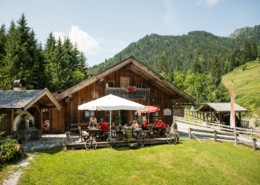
[17, 139, 260, 185]
[222, 60, 260, 118]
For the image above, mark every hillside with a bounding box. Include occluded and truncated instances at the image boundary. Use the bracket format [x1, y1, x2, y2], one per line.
[229, 25, 260, 38]
[94, 29, 260, 74]
[222, 60, 260, 117]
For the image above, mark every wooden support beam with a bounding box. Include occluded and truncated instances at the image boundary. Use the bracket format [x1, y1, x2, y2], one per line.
[40, 108, 43, 131]
[148, 79, 158, 87]
[10, 109, 14, 134]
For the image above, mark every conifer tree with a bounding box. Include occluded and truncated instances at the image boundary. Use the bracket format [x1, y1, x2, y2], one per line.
[242, 40, 254, 63]
[211, 56, 222, 88]
[158, 55, 167, 74]
[252, 41, 258, 60]
[0, 24, 6, 62]
[0, 20, 31, 89]
[191, 58, 203, 75]
[78, 52, 88, 79]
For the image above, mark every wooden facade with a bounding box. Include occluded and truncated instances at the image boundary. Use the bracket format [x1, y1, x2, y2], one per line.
[50, 57, 195, 132]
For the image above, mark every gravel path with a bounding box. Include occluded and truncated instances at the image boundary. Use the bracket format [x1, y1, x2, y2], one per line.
[3, 153, 38, 185]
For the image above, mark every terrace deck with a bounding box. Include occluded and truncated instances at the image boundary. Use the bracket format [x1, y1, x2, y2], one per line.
[64, 136, 169, 149]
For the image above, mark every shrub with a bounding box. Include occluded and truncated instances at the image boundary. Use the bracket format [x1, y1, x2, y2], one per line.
[0, 114, 19, 161]
[0, 138, 18, 160]
[242, 64, 247, 71]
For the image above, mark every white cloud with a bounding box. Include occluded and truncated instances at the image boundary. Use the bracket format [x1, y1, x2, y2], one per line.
[53, 32, 66, 41]
[205, 0, 218, 6]
[162, 0, 180, 30]
[197, 0, 219, 6]
[53, 26, 129, 66]
[197, 0, 203, 5]
[69, 26, 99, 55]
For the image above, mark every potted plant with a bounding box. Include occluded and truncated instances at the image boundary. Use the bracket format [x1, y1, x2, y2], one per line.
[117, 116, 122, 126]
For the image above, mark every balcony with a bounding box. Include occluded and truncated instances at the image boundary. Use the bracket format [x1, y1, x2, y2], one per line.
[106, 87, 150, 99]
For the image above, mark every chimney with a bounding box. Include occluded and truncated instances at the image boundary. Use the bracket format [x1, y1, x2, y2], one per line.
[13, 80, 26, 91]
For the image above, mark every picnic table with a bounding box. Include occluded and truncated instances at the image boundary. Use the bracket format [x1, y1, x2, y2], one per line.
[88, 127, 102, 142]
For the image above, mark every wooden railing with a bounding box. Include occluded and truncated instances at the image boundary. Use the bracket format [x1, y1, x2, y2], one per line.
[106, 88, 150, 99]
[174, 116, 260, 150]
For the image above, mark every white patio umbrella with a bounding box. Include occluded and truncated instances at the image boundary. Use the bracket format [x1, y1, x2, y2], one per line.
[78, 94, 146, 137]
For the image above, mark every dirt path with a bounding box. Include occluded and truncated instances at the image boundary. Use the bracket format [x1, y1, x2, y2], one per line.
[3, 153, 38, 185]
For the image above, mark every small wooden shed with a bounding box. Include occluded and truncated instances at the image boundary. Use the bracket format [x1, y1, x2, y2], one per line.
[197, 103, 248, 126]
[0, 88, 61, 136]
[172, 105, 185, 117]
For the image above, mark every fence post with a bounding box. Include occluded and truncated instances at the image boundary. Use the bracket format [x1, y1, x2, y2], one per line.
[189, 128, 191, 139]
[251, 128, 253, 137]
[253, 138, 257, 151]
[195, 119, 196, 125]
[214, 130, 217, 142]
[234, 129, 237, 146]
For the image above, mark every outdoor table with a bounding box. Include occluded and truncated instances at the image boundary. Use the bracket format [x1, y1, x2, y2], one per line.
[148, 125, 161, 137]
[88, 128, 102, 142]
[118, 126, 134, 138]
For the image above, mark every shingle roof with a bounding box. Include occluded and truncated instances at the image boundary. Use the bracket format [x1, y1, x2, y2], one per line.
[0, 89, 45, 109]
[197, 103, 248, 113]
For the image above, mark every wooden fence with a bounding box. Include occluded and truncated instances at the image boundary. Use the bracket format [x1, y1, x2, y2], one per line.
[174, 116, 259, 150]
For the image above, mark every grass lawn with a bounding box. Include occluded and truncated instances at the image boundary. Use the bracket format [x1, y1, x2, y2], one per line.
[222, 60, 260, 118]
[16, 139, 260, 185]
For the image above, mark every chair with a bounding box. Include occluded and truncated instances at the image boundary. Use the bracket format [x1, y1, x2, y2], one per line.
[100, 132, 109, 141]
[78, 126, 89, 142]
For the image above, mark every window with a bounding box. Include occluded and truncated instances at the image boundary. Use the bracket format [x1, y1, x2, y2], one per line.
[136, 82, 142, 88]
[108, 82, 114, 87]
[86, 110, 94, 117]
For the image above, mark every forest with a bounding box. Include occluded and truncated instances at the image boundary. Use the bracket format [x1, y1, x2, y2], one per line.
[0, 14, 259, 105]
[0, 14, 88, 92]
[93, 29, 260, 75]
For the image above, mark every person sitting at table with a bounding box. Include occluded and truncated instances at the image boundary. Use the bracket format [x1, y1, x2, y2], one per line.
[100, 118, 109, 134]
[89, 114, 97, 128]
[132, 120, 140, 134]
[158, 119, 167, 136]
[142, 119, 149, 130]
[153, 119, 160, 126]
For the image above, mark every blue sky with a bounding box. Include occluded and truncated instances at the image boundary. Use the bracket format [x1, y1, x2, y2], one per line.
[0, 0, 259, 66]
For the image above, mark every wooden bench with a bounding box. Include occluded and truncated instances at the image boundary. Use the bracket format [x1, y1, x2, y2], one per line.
[71, 123, 89, 133]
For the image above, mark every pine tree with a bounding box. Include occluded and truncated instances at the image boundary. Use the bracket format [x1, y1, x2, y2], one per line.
[252, 41, 258, 60]
[0, 24, 6, 62]
[191, 58, 203, 75]
[0, 20, 31, 89]
[157, 55, 167, 74]
[242, 40, 254, 63]
[78, 52, 88, 79]
[211, 55, 222, 88]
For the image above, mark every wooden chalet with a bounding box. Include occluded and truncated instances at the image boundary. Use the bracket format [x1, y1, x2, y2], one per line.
[48, 56, 195, 133]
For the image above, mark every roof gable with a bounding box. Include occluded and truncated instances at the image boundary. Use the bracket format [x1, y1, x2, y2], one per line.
[54, 56, 195, 103]
[197, 103, 248, 113]
[0, 88, 61, 110]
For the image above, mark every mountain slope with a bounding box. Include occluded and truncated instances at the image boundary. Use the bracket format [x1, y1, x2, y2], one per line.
[94, 30, 260, 74]
[222, 60, 260, 117]
[229, 25, 260, 38]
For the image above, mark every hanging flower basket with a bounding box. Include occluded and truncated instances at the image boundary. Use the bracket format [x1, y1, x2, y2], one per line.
[121, 86, 137, 93]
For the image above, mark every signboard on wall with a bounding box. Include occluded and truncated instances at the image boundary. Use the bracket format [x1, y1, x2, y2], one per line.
[163, 108, 171, 116]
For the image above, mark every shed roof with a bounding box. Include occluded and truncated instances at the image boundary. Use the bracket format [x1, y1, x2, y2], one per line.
[54, 56, 196, 103]
[197, 103, 248, 113]
[0, 88, 61, 110]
